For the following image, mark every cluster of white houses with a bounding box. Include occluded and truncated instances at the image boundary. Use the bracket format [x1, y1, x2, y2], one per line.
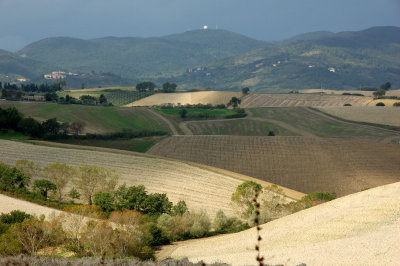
[44, 71, 78, 80]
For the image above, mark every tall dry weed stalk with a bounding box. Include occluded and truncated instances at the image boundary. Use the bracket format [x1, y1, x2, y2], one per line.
[253, 190, 264, 266]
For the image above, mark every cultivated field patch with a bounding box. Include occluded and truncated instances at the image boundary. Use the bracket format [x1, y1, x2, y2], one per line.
[184, 119, 298, 136]
[163, 182, 400, 266]
[125, 91, 242, 106]
[318, 106, 400, 127]
[249, 107, 399, 142]
[240, 93, 372, 107]
[148, 135, 400, 197]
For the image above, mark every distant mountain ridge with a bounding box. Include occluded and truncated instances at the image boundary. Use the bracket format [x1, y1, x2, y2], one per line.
[1, 26, 400, 91]
[17, 29, 268, 78]
[163, 26, 400, 91]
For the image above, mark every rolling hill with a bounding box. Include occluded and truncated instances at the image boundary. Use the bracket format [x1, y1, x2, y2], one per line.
[147, 136, 400, 197]
[17, 30, 267, 79]
[162, 181, 400, 265]
[0, 140, 303, 218]
[165, 26, 400, 91]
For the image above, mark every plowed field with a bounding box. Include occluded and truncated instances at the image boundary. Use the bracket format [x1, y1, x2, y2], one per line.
[240, 93, 372, 107]
[125, 91, 241, 106]
[148, 136, 400, 196]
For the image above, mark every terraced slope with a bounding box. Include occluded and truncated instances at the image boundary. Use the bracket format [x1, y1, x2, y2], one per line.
[0, 140, 302, 217]
[125, 91, 241, 107]
[148, 136, 400, 196]
[240, 93, 372, 107]
[162, 182, 400, 266]
[0, 101, 170, 134]
[319, 106, 400, 127]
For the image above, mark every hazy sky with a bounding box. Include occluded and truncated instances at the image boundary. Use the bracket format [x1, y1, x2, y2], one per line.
[0, 0, 399, 51]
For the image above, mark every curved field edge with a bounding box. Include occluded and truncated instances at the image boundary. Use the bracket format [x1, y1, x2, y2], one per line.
[317, 106, 400, 127]
[162, 181, 400, 266]
[147, 135, 400, 197]
[0, 140, 301, 218]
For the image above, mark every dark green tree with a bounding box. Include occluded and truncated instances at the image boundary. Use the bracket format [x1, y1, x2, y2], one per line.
[42, 118, 61, 136]
[179, 109, 187, 118]
[93, 192, 115, 213]
[172, 200, 188, 216]
[162, 82, 177, 93]
[99, 94, 107, 104]
[228, 97, 241, 108]
[380, 82, 391, 90]
[140, 193, 172, 215]
[0, 163, 30, 191]
[242, 87, 250, 95]
[136, 82, 156, 92]
[18, 118, 43, 138]
[33, 179, 57, 199]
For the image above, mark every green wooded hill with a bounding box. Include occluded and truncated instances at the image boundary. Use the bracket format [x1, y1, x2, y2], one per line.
[17, 30, 267, 78]
[161, 26, 400, 92]
[0, 49, 54, 82]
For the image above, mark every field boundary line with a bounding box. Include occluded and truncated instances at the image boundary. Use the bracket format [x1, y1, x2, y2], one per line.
[307, 107, 400, 143]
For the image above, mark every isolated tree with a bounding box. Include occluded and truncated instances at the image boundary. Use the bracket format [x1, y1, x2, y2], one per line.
[44, 163, 76, 202]
[162, 82, 177, 93]
[179, 108, 187, 118]
[74, 164, 119, 205]
[70, 121, 85, 135]
[242, 87, 250, 95]
[227, 97, 241, 108]
[231, 181, 263, 219]
[99, 94, 107, 104]
[373, 88, 386, 98]
[33, 179, 57, 199]
[380, 82, 391, 90]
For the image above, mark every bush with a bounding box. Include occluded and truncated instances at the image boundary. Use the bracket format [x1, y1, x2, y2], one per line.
[344, 103, 352, 106]
[393, 102, 400, 107]
[0, 211, 31, 225]
[376, 102, 385, 106]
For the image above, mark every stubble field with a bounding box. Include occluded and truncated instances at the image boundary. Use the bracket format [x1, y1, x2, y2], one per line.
[125, 91, 242, 106]
[240, 93, 373, 107]
[147, 135, 400, 196]
[318, 106, 400, 127]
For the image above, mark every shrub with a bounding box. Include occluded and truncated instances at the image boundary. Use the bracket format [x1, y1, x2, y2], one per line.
[0, 210, 31, 225]
[393, 102, 400, 107]
[344, 103, 352, 106]
[376, 102, 385, 106]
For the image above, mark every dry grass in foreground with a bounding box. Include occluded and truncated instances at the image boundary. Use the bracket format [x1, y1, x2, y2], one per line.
[318, 106, 400, 127]
[163, 181, 400, 266]
[125, 91, 241, 107]
[148, 136, 400, 197]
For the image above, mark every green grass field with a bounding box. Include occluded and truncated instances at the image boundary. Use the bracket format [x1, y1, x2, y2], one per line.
[0, 131, 27, 141]
[0, 101, 171, 134]
[154, 107, 238, 119]
[186, 119, 298, 136]
[249, 107, 398, 141]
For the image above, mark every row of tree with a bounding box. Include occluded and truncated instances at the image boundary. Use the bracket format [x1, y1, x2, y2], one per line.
[0, 107, 85, 138]
[0, 81, 66, 93]
[136, 82, 177, 93]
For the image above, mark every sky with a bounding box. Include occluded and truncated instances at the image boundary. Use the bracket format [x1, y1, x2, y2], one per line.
[0, 0, 399, 52]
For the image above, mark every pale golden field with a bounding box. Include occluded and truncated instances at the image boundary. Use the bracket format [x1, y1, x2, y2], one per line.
[163, 181, 400, 266]
[319, 106, 400, 126]
[300, 88, 400, 97]
[368, 99, 400, 106]
[65, 86, 136, 93]
[240, 93, 373, 107]
[125, 91, 242, 106]
[148, 136, 400, 197]
[0, 140, 299, 218]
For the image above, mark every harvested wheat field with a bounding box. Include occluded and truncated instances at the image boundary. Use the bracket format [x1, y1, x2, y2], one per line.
[0, 140, 300, 217]
[125, 91, 241, 106]
[148, 136, 400, 197]
[240, 93, 372, 107]
[163, 181, 400, 266]
[318, 106, 400, 127]
[368, 99, 400, 106]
